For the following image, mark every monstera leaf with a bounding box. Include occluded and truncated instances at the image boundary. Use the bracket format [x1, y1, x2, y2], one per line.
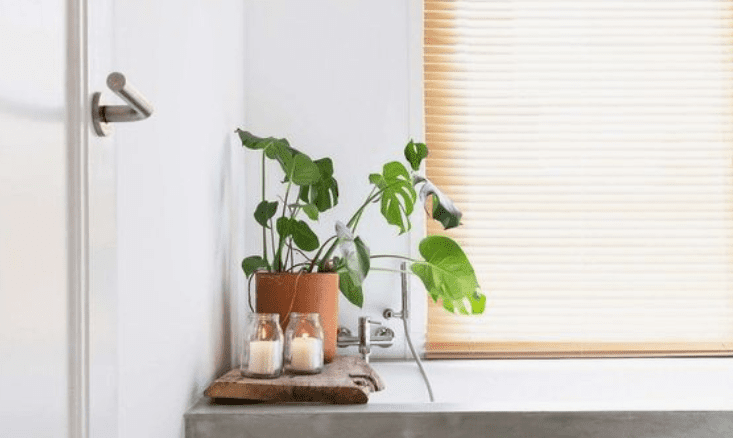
[237, 130, 320, 186]
[333, 221, 369, 307]
[237, 129, 283, 152]
[301, 203, 319, 221]
[411, 235, 486, 315]
[288, 153, 321, 186]
[275, 217, 320, 252]
[404, 140, 428, 171]
[254, 200, 279, 228]
[335, 221, 370, 282]
[416, 177, 462, 230]
[337, 267, 364, 308]
[369, 161, 417, 234]
[299, 158, 339, 212]
[237, 130, 290, 171]
[241, 256, 269, 278]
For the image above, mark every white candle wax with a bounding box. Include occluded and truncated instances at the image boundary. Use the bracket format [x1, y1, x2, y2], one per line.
[248, 340, 282, 375]
[290, 334, 323, 372]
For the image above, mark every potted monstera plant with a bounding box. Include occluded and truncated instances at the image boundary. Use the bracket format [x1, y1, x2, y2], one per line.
[238, 130, 486, 362]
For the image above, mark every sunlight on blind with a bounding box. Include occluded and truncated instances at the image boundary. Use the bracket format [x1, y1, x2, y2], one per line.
[425, 0, 733, 357]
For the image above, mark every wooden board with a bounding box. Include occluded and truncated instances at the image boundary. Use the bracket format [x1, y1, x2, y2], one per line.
[204, 355, 385, 405]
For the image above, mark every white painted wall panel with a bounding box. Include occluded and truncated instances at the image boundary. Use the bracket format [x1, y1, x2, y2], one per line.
[112, 1, 245, 437]
[0, 1, 69, 437]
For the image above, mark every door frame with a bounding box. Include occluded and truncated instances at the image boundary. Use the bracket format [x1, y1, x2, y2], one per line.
[66, 0, 90, 436]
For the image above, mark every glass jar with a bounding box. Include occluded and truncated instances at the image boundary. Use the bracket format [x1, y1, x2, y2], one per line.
[241, 313, 283, 379]
[284, 313, 325, 374]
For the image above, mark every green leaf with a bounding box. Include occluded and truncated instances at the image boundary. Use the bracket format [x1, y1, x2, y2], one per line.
[335, 220, 354, 240]
[337, 268, 364, 308]
[267, 140, 294, 173]
[273, 217, 293, 270]
[299, 158, 339, 212]
[275, 216, 292, 238]
[469, 292, 487, 314]
[241, 256, 270, 278]
[236, 130, 281, 151]
[254, 200, 279, 228]
[332, 222, 369, 308]
[410, 235, 485, 315]
[376, 162, 417, 234]
[335, 221, 370, 284]
[352, 237, 370, 278]
[404, 140, 428, 171]
[313, 156, 333, 176]
[290, 153, 321, 186]
[290, 219, 319, 251]
[302, 203, 319, 221]
[236, 130, 320, 186]
[369, 173, 385, 188]
[237, 130, 292, 169]
[417, 178, 463, 230]
[276, 217, 319, 252]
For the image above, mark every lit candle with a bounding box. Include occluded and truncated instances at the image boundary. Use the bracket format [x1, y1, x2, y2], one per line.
[248, 340, 282, 375]
[290, 333, 323, 372]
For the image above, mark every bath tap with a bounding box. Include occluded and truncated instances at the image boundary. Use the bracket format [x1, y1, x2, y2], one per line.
[383, 263, 410, 321]
[337, 316, 394, 363]
[383, 262, 435, 402]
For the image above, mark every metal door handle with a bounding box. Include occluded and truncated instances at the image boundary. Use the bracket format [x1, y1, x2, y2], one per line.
[92, 72, 153, 137]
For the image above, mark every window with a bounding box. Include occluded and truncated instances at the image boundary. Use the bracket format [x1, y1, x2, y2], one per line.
[425, 0, 733, 358]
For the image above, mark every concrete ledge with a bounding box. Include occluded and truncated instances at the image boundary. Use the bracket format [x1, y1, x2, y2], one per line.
[185, 399, 733, 438]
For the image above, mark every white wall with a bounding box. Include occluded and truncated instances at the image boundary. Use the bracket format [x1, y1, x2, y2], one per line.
[241, 0, 424, 359]
[112, 1, 245, 437]
[0, 1, 69, 436]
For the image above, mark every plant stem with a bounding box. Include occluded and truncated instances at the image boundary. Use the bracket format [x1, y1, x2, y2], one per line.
[286, 204, 300, 271]
[370, 254, 416, 261]
[292, 247, 314, 264]
[288, 262, 311, 272]
[347, 187, 380, 230]
[261, 153, 268, 264]
[317, 188, 382, 268]
[309, 235, 337, 272]
[319, 180, 410, 271]
[275, 180, 294, 271]
[370, 267, 413, 274]
[288, 237, 294, 270]
[274, 234, 285, 271]
[269, 218, 276, 262]
[281, 180, 293, 218]
[283, 240, 289, 270]
[346, 178, 412, 233]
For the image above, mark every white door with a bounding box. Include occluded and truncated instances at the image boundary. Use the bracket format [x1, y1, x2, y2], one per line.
[1, 0, 127, 436]
[0, 1, 74, 436]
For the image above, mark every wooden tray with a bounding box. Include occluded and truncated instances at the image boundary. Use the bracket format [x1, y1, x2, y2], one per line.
[204, 355, 385, 404]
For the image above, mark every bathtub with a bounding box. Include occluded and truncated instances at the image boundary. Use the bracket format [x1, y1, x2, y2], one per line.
[185, 358, 733, 438]
[369, 357, 733, 410]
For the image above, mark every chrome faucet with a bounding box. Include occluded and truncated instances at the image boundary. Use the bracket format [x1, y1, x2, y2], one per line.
[337, 316, 394, 363]
[383, 262, 410, 321]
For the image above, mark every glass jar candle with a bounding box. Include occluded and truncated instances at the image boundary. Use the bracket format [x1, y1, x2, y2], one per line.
[284, 313, 325, 374]
[241, 313, 283, 379]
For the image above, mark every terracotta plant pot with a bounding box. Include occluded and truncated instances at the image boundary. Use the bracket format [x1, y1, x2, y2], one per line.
[255, 272, 339, 362]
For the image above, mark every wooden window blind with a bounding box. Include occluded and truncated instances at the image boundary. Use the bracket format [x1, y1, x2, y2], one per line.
[424, 0, 733, 358]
